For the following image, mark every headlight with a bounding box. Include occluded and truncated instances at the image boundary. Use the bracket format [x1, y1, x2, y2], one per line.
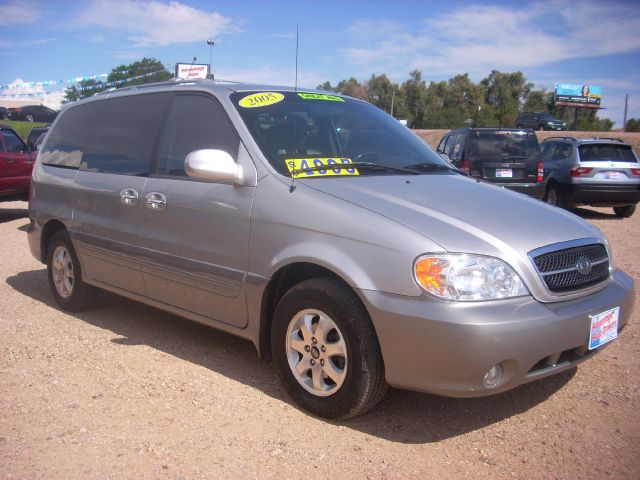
[414, 254, 529, 301]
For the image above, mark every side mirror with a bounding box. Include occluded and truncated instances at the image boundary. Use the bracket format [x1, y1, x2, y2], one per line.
[184, 149, 243, 184]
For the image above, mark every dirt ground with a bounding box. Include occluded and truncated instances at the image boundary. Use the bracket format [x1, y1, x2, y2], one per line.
[1, 195, 639, 479]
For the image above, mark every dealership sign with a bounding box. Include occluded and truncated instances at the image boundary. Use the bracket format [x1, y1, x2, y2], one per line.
[555, 83, 602, 108]
[175, 63, 210, 80]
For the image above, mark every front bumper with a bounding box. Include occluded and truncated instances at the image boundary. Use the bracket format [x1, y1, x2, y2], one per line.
[359, 269, 634, 397]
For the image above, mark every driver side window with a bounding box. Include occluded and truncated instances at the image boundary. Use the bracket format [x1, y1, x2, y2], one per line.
[156, 94, 240, 178]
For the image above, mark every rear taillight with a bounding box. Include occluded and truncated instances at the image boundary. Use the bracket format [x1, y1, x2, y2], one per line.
[460, 158, 470, 174]
[631, 168, 640, 176]
[570, 166, 593, 177]
[537, 161, 544, 182]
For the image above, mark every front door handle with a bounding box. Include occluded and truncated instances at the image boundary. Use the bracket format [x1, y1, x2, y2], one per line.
[119, 188, 139, 206]
[145, 192, 167, 211]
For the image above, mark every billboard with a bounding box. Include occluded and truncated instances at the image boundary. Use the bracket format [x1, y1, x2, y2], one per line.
[175, 63, 210, 80]
[555, 83, 602, 108]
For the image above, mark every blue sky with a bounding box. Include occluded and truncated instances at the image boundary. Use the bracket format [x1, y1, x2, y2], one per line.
[1, 0, 639, 127]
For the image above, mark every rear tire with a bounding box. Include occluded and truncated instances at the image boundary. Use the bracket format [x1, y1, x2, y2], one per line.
[613, 205, 636, 218]
[46, 230, 96, 311]
[25, 114, 35, 122]
[271, 278, 387, 419]
[544, 184, 565, 208]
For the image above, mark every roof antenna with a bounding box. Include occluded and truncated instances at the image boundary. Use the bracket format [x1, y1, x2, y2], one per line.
[295, 23, 299, 92]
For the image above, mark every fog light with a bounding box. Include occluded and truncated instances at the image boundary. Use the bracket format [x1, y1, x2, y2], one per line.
[483, 364, 504, 387]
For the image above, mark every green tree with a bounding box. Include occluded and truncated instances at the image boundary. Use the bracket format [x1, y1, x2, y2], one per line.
[481, 71, 531, 127]
[62, 78, 106, 103]
[625, 118, 640, 132]
[317, 81, 336, 92]
[63, 57, 171, 103]
[332, 77, 367, 100]
[399, 70, 428, 128]
[365, 74, 397, 114]
[522, 89, 554, 113]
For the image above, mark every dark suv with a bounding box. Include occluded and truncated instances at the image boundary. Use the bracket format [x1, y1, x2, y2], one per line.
[541, 136, 640, 217]
[516, 112, 566, 131]
[437, 128, 544, 198]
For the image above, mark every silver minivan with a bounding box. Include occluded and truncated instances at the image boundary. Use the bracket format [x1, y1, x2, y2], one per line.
[28, 81, 635, 419]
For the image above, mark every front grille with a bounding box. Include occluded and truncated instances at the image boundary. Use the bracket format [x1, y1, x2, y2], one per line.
[533, 244, 609, 293]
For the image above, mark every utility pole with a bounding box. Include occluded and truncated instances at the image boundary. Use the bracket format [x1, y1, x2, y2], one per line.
[206, 39, 214, 79]
[390, 88, 395, 117]
[622, 93, 629, 131]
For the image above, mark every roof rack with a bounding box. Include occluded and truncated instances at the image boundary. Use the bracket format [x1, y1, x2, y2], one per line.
[589, 137, 625, 142]
[542, 136, 576, 141]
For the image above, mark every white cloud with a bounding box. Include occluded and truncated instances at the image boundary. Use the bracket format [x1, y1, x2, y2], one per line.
[76, 0, 242, 47]
[217, 65, 325, 90]
[0, 0, 41, 26]
[344, 1, 640, 79]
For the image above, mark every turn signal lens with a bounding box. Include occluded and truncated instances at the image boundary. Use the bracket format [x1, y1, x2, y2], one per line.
[415, 256, 446, 296]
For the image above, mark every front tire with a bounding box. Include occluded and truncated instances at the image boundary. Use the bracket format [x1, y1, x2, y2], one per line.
[25, 114, 35, 122]
[271, 278, 387, 419]
[46, 230, 96, 311]
[613, 205, 636, 218]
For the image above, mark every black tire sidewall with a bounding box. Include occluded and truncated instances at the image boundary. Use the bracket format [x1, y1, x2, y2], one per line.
[271, 279, 381, 419]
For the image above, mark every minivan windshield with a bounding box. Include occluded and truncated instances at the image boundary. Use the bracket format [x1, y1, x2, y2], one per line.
[231, 91, 449, 177]
[466, 131, 540, 161]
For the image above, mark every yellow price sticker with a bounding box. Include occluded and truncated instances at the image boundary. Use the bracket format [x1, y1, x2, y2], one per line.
[239, 92, 284, 108]
[285, 158, 359, 178]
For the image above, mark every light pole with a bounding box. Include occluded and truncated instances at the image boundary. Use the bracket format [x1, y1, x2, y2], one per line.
[206, 39, 214, 79]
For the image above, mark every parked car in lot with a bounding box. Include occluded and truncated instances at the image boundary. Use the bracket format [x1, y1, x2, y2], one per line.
[8, 105, 58, 123]
[516, 112, 566, 131]
[541, 136, 640, 217]
[28, 81, 634, 419]
[436, 127, 545, 198]
[1, 124, 35, 202]
[0, 106, 9, 120]
[25, 126, 50, 151]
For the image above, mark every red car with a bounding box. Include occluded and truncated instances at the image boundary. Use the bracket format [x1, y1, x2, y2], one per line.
[1, 125, 35, 202]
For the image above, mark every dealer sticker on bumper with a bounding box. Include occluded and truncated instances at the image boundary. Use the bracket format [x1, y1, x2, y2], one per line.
[588, 306, 619, 350]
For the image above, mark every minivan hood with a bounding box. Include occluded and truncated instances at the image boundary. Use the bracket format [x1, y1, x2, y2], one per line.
[299, 173, 602, 258]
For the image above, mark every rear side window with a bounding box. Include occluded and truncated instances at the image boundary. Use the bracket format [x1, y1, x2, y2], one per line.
[155, 94, 240, 177]
[449, 134, 465, 161]
[81, 93, 170, 175]
[578, 144, 638, 163]
[40, 105, 94, 168]
[466, 132, 539, 161]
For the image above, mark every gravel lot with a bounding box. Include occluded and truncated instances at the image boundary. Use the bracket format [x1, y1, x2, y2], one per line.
[1, 198, 638, 479]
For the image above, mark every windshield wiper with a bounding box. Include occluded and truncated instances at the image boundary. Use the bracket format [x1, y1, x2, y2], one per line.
[289, 161, 421, 177]
[403, 163, 457, 173]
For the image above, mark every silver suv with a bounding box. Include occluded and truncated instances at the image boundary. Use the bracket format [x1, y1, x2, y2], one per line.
[541, 137, 640, 217]
[28, 81, 634, 419]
